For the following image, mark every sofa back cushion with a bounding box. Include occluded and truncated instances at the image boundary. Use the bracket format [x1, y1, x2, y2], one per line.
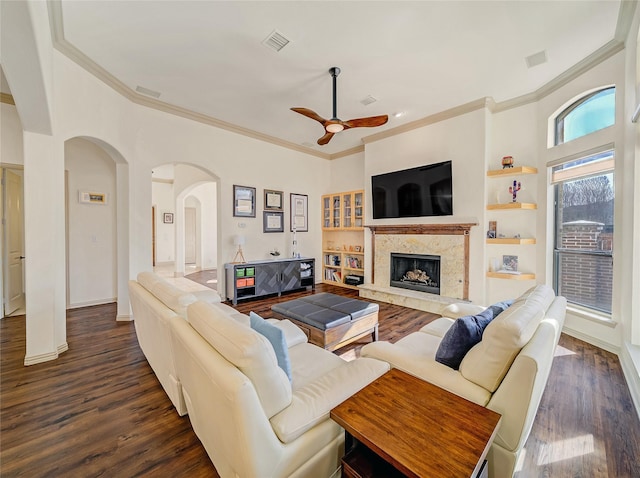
[460, 285, 555, 392]
[137, 272, 197, 317]
[187, 301, 292, 418]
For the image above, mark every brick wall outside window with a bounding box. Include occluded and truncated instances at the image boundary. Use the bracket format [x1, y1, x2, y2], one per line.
[557, 221, 613, 313]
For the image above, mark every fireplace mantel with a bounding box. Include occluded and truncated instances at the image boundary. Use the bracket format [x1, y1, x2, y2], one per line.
[366, 222, 478, 300]
[366, 223, 477, 236]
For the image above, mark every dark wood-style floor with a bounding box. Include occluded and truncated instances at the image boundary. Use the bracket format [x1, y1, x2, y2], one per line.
[2, 283, 639, 477]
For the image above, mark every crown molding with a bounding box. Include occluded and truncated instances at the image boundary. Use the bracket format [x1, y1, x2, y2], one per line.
[47, 0, 631, 158]
[329, 144, 365, 160]
[0, 93, 16, 105]
[615, 1, 638, 42]
[361, 98, 493, 144]
[47, 1, 330, 161]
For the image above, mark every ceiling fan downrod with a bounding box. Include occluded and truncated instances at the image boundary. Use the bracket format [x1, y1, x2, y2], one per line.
[329, 67, 340, 121]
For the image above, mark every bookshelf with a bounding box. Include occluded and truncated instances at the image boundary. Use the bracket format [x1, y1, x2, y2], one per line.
[321, 190, 365, 289]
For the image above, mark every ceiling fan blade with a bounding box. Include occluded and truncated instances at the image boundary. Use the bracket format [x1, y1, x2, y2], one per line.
[317, 131, 335, 145]
[291, 107, 327, 125]
[343, 115, 389, 129]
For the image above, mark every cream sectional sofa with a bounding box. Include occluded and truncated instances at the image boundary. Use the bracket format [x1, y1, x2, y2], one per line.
[128, 271, 223, 415]
[170, 300, 390, 478]
[361, 284, 566, 478]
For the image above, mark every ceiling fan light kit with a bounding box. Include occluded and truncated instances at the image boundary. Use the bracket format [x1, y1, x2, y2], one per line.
[291, 66, 388, 145]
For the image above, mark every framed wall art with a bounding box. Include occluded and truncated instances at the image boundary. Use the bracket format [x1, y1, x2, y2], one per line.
[290, 193, 308, 232]
[163, 212, 174, 224]
[233, 185, 256, 217]
[264, 189, 283, 211]
[263, 211, 284, 233]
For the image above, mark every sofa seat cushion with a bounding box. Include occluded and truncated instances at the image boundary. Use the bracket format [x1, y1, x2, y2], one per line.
[266, 319, 308, 348]
[187, 301, 292, 418]
[287, 342, 346, 390]
[269, 357, 389, 443]
[361, 333, 491, 406]
[420, 317, 455, 338]
[460, 285, 555, 392]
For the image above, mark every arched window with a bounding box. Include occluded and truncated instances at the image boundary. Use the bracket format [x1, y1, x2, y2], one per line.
[555, 87, 615, 145]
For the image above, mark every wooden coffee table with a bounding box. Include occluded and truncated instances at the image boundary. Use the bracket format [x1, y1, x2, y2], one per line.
[330, 369, 502, 478]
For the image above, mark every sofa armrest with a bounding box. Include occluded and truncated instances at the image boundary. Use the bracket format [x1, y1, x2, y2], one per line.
[266, 319, 308, 348]
[269, 357, 389, 443]
[441, 303, 486, 319]
[361, 341, 491, 406]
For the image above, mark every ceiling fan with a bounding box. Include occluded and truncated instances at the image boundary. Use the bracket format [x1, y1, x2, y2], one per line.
[291, 67, 389, 145]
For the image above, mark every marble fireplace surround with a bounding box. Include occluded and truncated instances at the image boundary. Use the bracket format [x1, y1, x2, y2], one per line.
[359, 223, 477, 314]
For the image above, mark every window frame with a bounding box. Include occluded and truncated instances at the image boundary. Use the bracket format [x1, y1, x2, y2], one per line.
[554, 86, 615, 146]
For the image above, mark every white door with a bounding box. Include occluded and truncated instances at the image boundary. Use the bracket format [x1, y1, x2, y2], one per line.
[185, 207, 196, 264]
[3, 169, 25, 316]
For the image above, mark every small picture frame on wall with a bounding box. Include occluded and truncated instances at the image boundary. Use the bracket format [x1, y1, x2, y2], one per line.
[233, 185, 256, 217]
[290, 193, 308, 232]
[263, 211, 284, 233]
[163, 212, 174, 224]
[264, 189, 283, 211]
[79, 191, 107, 205]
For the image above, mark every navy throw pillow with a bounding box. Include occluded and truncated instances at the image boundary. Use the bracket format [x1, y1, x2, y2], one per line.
[435, 299, 514, 370]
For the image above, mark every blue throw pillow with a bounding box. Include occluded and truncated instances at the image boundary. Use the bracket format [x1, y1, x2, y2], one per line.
[435, 299, 514, 370]
[249, 312, 292, 381]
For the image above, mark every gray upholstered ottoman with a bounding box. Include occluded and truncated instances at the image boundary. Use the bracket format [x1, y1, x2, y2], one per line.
[271, 293, 379, 352]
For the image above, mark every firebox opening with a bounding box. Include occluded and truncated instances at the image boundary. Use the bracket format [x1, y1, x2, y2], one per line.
[390, 253, 441, 295]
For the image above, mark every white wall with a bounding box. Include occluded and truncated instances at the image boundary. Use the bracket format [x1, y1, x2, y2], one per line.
[186, 182, 217, 270]
[487, 103, 540, 304]
[328, 151, 365, 193]
[152, 180, 175, 263]
[1, 103, 24, 165]
[65, 138, 117, 307]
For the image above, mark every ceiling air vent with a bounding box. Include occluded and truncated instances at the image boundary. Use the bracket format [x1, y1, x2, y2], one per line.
[525, 50, 547, 69]
[135, 85, 161, 98]
[361, 95, 377, 106]
[262, 30, 290, 52]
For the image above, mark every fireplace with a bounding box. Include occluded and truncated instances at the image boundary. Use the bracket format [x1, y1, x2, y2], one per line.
[390, 253, 441, 295]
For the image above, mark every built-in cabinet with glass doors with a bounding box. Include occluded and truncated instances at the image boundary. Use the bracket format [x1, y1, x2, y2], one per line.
[322, 190, 365, 289]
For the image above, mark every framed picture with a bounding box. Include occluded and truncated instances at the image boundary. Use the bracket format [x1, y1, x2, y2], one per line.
[290, 193, 308, 232]
[163, 212, 174, 224]
[264, 189, 283, 211]
[263, 211, 284, 233]
[79, 191, 107, 205]
[233, 185, 256, 217]
[502, 255, 519, 271]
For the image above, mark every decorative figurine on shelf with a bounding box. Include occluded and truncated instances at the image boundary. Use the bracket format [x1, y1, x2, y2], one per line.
[509, 180, 522, 202]
[502, 156, 514, 169]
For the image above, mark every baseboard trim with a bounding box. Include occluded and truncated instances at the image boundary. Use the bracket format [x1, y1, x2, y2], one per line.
[24, 350, 59, 366]
[116, 314, 132, 322]
[620, 342, 640, 421]
[57, 342, 69, 354]
[561, 325, 620, 355]
[67, 298, 117, 309]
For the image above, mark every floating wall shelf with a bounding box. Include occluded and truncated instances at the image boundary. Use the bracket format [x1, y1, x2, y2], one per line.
[486, 272, 536, 280]
[486, 238, 536, 245]
[487, 166, 538, 177]
[487, 202, 537, 210]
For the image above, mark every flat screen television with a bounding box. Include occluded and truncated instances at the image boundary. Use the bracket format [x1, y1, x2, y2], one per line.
[371, 160, 453, 219]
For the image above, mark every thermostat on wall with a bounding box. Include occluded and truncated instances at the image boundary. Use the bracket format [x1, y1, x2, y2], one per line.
[79, 191, 107, 204]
